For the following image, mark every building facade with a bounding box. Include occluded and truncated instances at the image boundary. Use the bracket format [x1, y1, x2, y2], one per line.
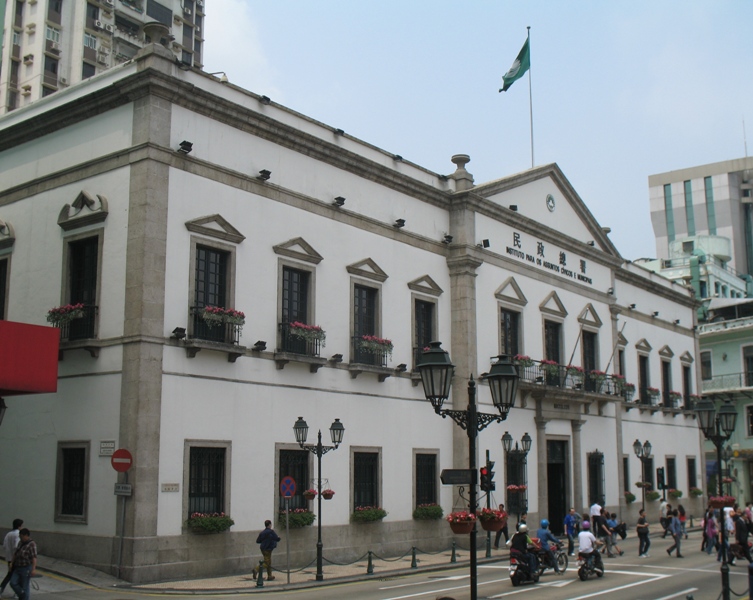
[0, 44, 706, 583]
[0, 0, 205, 114]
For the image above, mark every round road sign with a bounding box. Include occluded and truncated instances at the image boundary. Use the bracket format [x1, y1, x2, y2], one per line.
[111, 448, 133, 473]
[280, 476, 296, 498]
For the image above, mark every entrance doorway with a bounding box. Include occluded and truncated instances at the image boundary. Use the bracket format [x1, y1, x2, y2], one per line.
[547, 440, 568, 535]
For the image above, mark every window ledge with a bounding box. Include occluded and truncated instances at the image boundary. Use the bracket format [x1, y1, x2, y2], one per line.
[348, 363, 393, 382]
[183, 339, 246, 362]
[273, 352, 328, 373]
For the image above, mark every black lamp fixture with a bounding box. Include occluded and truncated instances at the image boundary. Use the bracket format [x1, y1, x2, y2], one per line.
[329, 353, 343, 363]
[478, 239, 490, 249]
[652, 311, 659, 317]
[177, 140, 193, 154]
[393, 219, 405, 228]
[587, 241, 595, 246]
[395, 363, 407, 373]
[0, 397, 6, 428]
[607, 287, 614, 295]
[695, 398, 738, 600]
[171, 327, 186, 339]
[207, 71, 228, 83]
[632, 438, 652, 510]
[629, 304, 636, 309]
[442, 234, 453, 244]
[259, 95, 271, 105]
[674, 319, 680, 325]
[257, 170, 271, 181]
[393, 154, 403, 161]
[293, 416, 344, 582]
[333, 196, 346, 207]
[417, 343, 519, 600]
[334, 128, 345, 136]
[252, 340, 267, 352]
[508, 205, 518, 212]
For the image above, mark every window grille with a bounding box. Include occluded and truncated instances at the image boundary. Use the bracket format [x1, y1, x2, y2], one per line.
[415, 453, 437, 506]
[587, 451, 605, 506]
[60, 447, 86, 515]
[189, 447, 225, 514]
[279, 450, 309, 510]
[354, 452, 378, 509]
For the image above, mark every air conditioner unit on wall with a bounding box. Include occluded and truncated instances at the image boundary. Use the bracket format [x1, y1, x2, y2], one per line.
[51, 42, 61, 52]
[59, 77, 68, 85]
[23, 54, 33, 64]
[104, 0, 114, 5]
[95, 20, 103, 29]
[196, 0, 203, 6]
[105, 24, 114, 33]
[183, 7, 192, 15]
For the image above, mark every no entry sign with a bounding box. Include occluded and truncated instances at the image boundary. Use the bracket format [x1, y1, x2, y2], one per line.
[111, 448, 133, 473]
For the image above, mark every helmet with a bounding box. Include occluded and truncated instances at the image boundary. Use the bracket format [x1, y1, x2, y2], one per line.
[540, 519, 549, 529]
[518, 524, 528, 533]
[582, 521, 590, 529]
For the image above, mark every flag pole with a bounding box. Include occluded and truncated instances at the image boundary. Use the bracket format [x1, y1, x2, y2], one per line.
[527, 26, 534, 168]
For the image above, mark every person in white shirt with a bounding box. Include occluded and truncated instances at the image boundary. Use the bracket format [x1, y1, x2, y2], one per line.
[577, 521, 604, 573]
[589, 502, 602, 517]
[0, 518, 23, 597]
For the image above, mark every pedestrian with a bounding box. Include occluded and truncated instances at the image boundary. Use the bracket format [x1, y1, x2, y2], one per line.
[493, 504, 509, 549]
[516, 511, 527, 531]
[9, 528, 36, 600]
[595, 508, 615, 557]
[590, 500, 602, 518]
[660, 501, 672, 538]
[704, 507, 718, 555]
[606, 513, 625, 556]
[564, 507, 579, 556]
[677, 504, 687, 539]
[733, 510, 753, 562]
[252, 520, 280, 581]
[666, 510, 684, 557]
[636, 508, 650, 557]
[718, 507, 736, 566]
[0, 518, 22, 597]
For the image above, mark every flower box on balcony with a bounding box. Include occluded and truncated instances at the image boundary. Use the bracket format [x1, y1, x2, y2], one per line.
[47, 303, 85, 326]
[288, 321, 326, 346]
[358, 335, 393, 358]
[201, 306, 245, 330]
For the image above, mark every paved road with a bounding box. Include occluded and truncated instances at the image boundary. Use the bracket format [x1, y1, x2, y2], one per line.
[27, 534, 752, 599]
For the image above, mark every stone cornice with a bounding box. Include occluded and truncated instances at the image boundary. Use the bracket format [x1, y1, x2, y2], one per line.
[614, 266, 696, 307]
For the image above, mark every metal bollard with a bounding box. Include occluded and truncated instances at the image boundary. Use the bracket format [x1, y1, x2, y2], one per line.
[367, 550, 374, 575]
[450, 540, 457, 563]
[411, 547, 418, 569]
[256, 559, 265, 588]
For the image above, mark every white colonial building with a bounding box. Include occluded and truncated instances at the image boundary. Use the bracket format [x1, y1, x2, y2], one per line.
[0, 43, 706, 582]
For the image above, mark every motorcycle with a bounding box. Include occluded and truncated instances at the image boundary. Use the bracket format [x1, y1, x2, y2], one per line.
[509, 549, 540, 586]
[577, 551, 604, 581]
[532, 538, 568, 575]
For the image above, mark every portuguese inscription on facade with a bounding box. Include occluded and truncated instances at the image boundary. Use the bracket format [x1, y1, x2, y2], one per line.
[505, 231, 594, 286]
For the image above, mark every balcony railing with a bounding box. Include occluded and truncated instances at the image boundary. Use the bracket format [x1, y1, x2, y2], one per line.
[58, 305, 97, 341]
[352, 336, 389, 367]
[701, 372, 753, 393]
[278, 322, 322, 357]
[191, 307, 241, 345]
[515, 359, 634, 401]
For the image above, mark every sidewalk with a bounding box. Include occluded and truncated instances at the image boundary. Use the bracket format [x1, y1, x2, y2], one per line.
[36, 544, 507, 594]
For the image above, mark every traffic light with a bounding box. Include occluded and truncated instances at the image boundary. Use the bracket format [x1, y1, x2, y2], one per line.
[480, 461, 496, 491]
[656, 467, 665, 490]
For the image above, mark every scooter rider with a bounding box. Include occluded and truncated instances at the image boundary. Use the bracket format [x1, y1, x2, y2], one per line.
[507, 523, 538, 575]
[536, 519, 562, 574]
[577, 521, 604, 574]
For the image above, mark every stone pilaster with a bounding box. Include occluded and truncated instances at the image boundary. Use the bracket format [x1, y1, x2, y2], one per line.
[571, 420, 584, 512]
[535, 407, 549, 519]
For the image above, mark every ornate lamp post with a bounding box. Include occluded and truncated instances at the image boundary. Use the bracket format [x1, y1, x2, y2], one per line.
[417, 341, 519, 600]
[632, 439, 652, 511]
[696, 398, 738, 600]
[502, 431, 532, 522]
[722, 445, 734, 496]
[293, 416, 345, 582]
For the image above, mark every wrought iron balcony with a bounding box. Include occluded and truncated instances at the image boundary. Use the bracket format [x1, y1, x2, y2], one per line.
[515, 359, 632, 401]
[191, 307, 241, 345]
[351, 336, 389, 367]
[59, 305, 97, 341]
[278, 322, 322, 357]
[701, 372, 753, 393]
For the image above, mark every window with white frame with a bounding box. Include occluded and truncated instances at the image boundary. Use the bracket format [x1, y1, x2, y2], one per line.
[47, 25, 61, 43]
[84, 32, 97, 50]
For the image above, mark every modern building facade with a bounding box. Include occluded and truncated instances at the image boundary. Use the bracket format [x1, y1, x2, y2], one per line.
[0, 0, 205, 114]
[0, 43, 706, 583]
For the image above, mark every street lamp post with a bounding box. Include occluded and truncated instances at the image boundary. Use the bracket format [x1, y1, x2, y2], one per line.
[417, 342, 519, 600]
[502, 431, 532, 523]
[632, 439, 652, 511]
[722, 445, 733, 496]
[696, 399, 738, 600]
[293, 416, 345, 582]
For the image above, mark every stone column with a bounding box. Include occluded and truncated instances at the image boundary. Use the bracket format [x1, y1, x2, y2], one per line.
[535, 408, 548, 520]
[572, 420, 584, 513]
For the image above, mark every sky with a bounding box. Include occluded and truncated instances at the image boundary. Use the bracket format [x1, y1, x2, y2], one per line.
[202, 1, 753, 261]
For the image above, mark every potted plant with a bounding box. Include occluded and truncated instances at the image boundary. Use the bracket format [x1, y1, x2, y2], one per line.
[622, 382, 636, 402]
[689, 394, 703, 408]
[46, 302, 86, 326]
[303, 488, 317, 501]
[646, 490, 661, 502]
[513, 354, 534, 368]
[668, 390, 683, 407]
[624, 491, 636, 504]
[201, 306, 246, 330]
[413, 503, 444, 521]
[278, 508, 316, 528]
[507, 484, 527, 492]
[647, 387, 660, 403]
[288, 321, 327, 347]
[539, 359, 560, 378]
[689, 487, 703, 498]
[668, 488, 683, 499]
[635, 481, 651, 489]
[566, 365, 584, 386]
[709, 495, 737, 508]
[351, 506, 388, 523]
[446, 510, 476, 534]
[359, 335, 394, 358]
[588, 370, 607, 391]
[321, 489, 335, 500]
[185, 512, 234, 534]
[477, 508, 505, 532]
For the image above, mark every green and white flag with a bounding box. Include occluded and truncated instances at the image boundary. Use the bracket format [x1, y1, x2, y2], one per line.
[499, 39, 530, 92]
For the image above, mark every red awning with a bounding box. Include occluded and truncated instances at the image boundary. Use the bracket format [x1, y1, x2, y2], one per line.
[0, 320, 59, 396]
